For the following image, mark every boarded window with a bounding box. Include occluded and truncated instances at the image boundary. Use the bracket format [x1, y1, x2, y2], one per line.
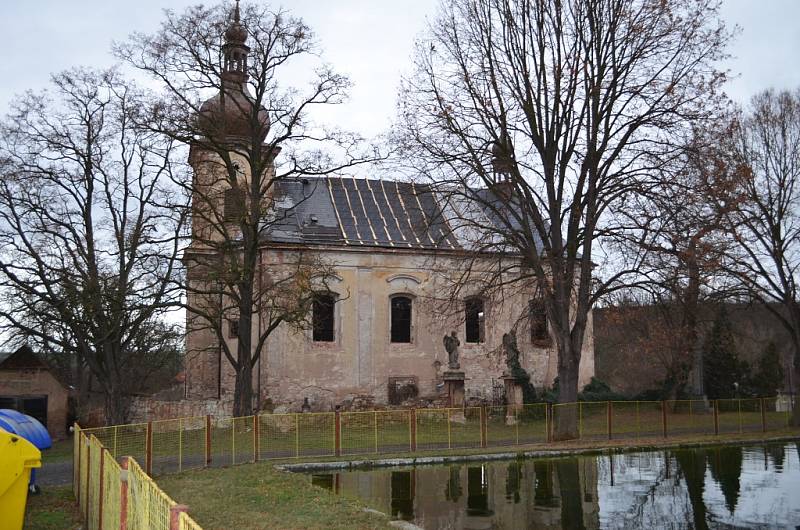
[465, 298, 485, 343]
[390, 296, 412, 343]
[224, 187, 246, 222]
[312, 293, 336, 342]
[529, 300, 549, 343]
[388, 376, 419, 405]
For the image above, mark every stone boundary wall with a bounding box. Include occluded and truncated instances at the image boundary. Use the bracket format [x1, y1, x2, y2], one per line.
[129, 397, 232, 423]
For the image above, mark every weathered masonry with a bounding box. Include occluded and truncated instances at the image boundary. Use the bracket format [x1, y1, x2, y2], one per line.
[182, 4, 594, 412]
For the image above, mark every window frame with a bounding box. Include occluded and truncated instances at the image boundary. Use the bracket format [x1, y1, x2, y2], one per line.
[312, 292, 337, 343]
[464, 297, 486, 344]
[389, 294, 414, 344]
[529, 299, 550, 345]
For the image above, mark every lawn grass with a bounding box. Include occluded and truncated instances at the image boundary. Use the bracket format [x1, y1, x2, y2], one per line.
[42, 438, 74, 464]
[157, 462, 392, 530]
[24, 486, 81, 530]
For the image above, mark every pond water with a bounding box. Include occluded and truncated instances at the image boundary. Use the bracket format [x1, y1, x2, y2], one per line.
[309, 442, 800, 529]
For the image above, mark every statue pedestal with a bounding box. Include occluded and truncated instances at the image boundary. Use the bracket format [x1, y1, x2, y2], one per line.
[443, 371, 466, 409]
[503, 375, 524, 425]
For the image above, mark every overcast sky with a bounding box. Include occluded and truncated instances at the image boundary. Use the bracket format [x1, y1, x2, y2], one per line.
[1, 0, 798, 138]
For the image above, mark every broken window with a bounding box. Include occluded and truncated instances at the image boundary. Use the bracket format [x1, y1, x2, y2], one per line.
[390, 296, 412, 343]
[312, 293, 336, 342]
[529, 299, 549, 343]
[465, 298, 485, 343]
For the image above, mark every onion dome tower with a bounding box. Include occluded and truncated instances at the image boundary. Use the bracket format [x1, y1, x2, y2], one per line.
[198, 0, 270, 143]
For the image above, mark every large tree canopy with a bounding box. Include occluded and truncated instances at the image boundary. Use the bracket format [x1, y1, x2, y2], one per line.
[396, 0, 731, 437]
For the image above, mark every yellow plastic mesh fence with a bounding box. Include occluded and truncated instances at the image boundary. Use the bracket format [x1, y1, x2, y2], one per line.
[127, 457, 175, 530]
[101, 449, 122, 530]
[87, 436, 102, 530]
[179, 511, 204, 530]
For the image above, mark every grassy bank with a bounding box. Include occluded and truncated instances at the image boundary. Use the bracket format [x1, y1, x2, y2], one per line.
[158, 462, 392, 530]
[157, 429, 800, 530]
[24, 486, 81, 530]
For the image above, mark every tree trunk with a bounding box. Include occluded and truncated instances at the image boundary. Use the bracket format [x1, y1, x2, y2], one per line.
[555, 340, 581, 440]
[103, 386, 131, 426]
[233, 357, 253, 417]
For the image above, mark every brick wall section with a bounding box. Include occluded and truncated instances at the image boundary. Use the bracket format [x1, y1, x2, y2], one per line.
[0, 368, 69, 440]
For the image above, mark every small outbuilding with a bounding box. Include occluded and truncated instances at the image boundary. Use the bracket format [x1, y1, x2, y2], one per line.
[0, 346, 69, 440]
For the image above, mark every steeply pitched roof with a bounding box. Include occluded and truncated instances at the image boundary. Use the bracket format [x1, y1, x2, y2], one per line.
[0, 345, 46, 370]
[265, 177, 543, 253]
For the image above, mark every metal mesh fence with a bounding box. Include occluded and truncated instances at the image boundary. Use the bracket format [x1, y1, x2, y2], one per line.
[102, 450, 122, 530]
[179, 512, 204, 530]
[127, 457, 174, 530]
[87, 436, 102, 530]
[71, 397, 794, 530]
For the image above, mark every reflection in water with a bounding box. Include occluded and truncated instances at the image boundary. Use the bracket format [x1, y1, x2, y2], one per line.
[466, 466, 493, 517]
[390, 471, 414, 521]
[708, 446, 742, 514]
[445, 465, 462, 502]
[310, 443, 800, 529]
[505, 463, 521, 504]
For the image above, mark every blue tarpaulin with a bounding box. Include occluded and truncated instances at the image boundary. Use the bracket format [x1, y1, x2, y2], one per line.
[0, 409, 51, 489]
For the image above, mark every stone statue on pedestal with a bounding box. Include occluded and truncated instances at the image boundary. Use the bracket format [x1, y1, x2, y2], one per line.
[443, 331, 460, 370]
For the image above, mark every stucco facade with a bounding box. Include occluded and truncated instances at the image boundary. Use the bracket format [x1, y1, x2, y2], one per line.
[185, 243, 595, 411]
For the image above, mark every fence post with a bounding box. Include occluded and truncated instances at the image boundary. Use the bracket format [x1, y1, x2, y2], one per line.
[119, 457, 129, 530]
[607, 402, 612, 441]
[579, 402, 583, 439]
[169, 504, 189, 530]
[145, 421, 153, 475]
[713, 400, 719, 435]
[661, 401, 667, 439]
[374, 411, 379, 453]
[74, 425, 81, 505]
[294, 414, 300, 458]
[84, 436, 90, 522]
[205, 415, 212, 467]
[546, 403, 553, 443]
[760, 397, 767, 432]
[98, 447, 105, 530]
[480, 406, 487, 449]
[254, 415, 260, 462]
[334, 411, 341, 457]
[410, 409, 417, 452]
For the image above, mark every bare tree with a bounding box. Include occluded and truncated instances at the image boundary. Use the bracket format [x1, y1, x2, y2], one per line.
[618, 127, 742, 400]
[0, 68, 185, 424]
[396, 0, 730, 437]
[722, 88, 800, 424]
[116, 2, 377, 416]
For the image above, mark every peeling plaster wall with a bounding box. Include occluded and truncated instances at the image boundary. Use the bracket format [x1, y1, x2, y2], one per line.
[185, 246, 596, 411]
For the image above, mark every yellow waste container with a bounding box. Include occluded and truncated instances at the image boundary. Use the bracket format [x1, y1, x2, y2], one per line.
[0, 429, 42, 530]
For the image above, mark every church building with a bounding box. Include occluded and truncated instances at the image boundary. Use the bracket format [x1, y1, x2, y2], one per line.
[183, 4, 595, 412]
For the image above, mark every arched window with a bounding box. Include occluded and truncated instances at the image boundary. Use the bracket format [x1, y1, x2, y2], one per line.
[390, 296, 413, 343]
[465, 298, 485, 343]
[312, 293, 336, 342]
